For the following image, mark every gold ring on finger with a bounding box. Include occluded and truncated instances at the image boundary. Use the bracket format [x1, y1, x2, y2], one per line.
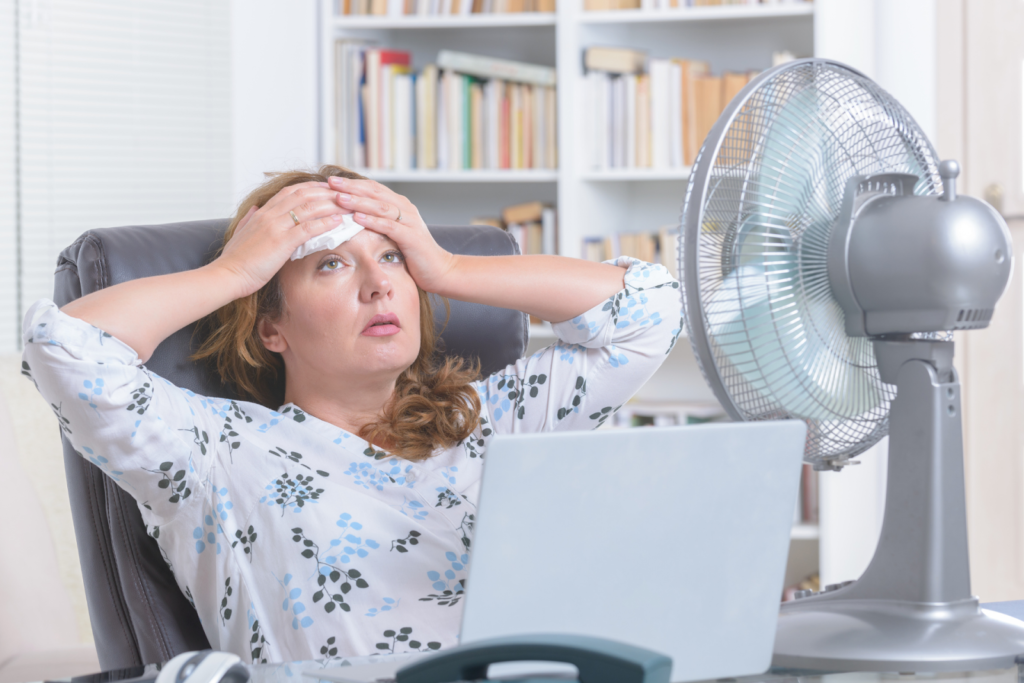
[289, 210, 300, 226]
[394, 206, 402, 223]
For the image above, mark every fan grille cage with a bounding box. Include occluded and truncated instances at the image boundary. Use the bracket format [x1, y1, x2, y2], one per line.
[681, 61, 942, 464]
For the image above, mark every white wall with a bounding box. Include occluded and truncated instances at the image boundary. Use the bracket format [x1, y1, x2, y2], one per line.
[231, 0, 321, 209]
[815, 0, 937, 142]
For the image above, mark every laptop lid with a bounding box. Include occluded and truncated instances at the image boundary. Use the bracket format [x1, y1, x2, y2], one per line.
[458, 421, 808, 683]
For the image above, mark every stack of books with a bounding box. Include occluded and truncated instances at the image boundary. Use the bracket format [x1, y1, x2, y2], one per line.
[472, 200, 557, 256]
[582, 226, 679, 277]
[338, 0, 555, 17]
[583, 46, 756, 170]
[336, 45, 558, 171]
[584, 0, 808, 10]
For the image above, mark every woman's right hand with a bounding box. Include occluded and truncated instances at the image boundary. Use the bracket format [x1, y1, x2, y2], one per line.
[213, 181, 350, 298]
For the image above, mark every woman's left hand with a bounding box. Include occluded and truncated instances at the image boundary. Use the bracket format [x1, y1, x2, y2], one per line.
[328, 176, 457, 293]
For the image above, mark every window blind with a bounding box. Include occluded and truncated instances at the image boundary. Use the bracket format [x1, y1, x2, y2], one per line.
[0, 0, 15, 354]
[16, 0, 232, 349]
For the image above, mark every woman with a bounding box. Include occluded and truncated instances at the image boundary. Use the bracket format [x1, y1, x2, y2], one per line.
[22, 166, 682, 664]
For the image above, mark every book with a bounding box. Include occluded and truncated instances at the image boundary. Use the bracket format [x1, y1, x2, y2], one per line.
[693, 74, 723, 156]
[470, 80, 484, 169]
[510, 83, 523, 168]
[584, 46, 647, 75]
[532, 84, 544, 169]
[722, 71, 748, 108]
[462, 74, 472, 169]
[437, 50, 556, 87]
[636, 74, 650, 168]
[335, 40, 374, 169]
[502, 200, 545, 224]
[658, 225, 679, 278]
[582, 236, 606, 261]
[471, 216, 503, 228]
[668, 60, 682, 168]
[624, 73, 636, 168]
[677, 59, 709, 166]
[522, 83, 532, 168]
[541, 205, 557, 255]
[364, 49, 411, 169]
[649, 59, 670, 169]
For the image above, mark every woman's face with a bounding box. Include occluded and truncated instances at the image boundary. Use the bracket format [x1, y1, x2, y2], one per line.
[257, 229, 422, 394]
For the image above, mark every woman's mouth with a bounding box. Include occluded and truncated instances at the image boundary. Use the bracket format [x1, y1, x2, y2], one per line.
[362, 313, 400, 336]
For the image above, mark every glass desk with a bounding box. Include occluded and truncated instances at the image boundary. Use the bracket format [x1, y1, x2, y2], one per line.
[34, 660, 1024, 683]
[33, 601, 1024, 683]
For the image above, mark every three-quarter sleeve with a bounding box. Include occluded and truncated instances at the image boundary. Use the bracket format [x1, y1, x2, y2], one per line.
[476, 256, 682, 434]
[21, 299, 223, 527]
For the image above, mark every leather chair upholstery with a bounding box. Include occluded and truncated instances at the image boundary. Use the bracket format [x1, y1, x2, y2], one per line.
[52, 220, 528, 671]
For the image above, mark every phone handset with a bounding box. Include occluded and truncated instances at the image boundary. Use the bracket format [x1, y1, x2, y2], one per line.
[395, 634, 672, 683]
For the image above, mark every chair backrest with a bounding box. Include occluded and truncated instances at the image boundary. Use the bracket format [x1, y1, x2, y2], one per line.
[52, 220, 528, 670]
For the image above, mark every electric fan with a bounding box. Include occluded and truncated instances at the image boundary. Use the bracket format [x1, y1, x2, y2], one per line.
[680, 58, 1024, 672]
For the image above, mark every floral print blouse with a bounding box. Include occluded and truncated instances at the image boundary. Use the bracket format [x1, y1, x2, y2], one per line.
[21, 257, 681, 665]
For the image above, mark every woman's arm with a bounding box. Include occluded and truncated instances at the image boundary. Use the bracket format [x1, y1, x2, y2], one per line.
[474, 257, 682, 434]
[61, 182, 350, 362]
[327, 176, 625, 322]
[433, 254, 624, 323]
[61, 265, 241, 364]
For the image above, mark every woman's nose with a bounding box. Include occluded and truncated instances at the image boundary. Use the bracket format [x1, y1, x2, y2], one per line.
[359, 261, 393, 302]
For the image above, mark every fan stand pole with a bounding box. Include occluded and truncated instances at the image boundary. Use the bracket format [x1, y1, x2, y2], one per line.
[772, 339, 1024, 673]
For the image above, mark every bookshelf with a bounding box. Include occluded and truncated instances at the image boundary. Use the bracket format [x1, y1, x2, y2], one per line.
[318, 0, 819, 581]
[346, 169, 559, 181]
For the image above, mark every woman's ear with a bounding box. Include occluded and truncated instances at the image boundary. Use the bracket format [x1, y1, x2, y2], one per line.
[258, 316, 288, 354]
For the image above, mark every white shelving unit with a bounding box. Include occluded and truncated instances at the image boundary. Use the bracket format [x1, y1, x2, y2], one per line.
[318, 0, 819, 575]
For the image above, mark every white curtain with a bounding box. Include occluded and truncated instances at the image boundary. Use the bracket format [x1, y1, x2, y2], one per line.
[6, 0, 233, 352]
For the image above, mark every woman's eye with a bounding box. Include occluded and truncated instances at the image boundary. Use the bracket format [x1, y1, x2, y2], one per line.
[320, 258, 342, 271]
[381, 250, 404, 264]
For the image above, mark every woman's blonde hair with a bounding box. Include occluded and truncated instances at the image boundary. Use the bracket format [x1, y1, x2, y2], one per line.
[192, 165, 482, 461]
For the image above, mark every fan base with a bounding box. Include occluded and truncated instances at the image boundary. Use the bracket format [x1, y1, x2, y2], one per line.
[773, 598, 1024, 672]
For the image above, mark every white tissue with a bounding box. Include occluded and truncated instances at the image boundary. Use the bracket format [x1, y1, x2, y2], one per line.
[289, 213, 365, 261]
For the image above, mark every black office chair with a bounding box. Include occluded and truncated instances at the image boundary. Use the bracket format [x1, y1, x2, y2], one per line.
[52, 220, 528, 671]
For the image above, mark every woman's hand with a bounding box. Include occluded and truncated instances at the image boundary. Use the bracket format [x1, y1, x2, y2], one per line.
[327, 176, 457, 293]
[215, 181, 351, 298]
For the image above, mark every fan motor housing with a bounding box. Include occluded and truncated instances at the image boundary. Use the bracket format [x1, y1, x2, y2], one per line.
[829, 174, 1013, 337]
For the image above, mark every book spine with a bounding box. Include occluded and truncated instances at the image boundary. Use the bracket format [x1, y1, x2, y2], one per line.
[425, 65, 437, 169]
[636, 74, 649, 168]
[436, 50, 556, 87]
[533, 85, 544, 170]
[415, 72, 425, 169]
[437, 70, 449, 169]
[339, 40, 352, 166]
[381, 64, 393, 169]
[470, 81, 483, 169]
[365, 49, 380, 169]
[542, 206, 557, 255]
[625, 74, 636, 169]
[462, 75, 471, 169]
[545, 86, 556, 169]
[500, 83, 510, 169]
[669, 61, 682, 168]
[522, 84, 533, 170]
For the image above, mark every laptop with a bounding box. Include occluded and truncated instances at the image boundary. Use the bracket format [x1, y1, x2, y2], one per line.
[312, 420, 807, 683]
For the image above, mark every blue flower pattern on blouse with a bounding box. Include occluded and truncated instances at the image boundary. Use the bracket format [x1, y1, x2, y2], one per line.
[20, 257, 680, 664]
